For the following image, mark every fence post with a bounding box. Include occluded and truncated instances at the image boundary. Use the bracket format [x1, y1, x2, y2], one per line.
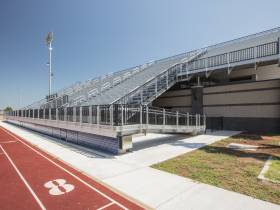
[97, 105, 100, 126]
[196, 114, 198, 128]
[43, 109, 45, 120]
[110, 105, 113, 126]
[80, 106, 82, 124]
[64, 107, 67, 121]
[176, 111, 179, 128]
[163, 108, 165, 126]
[204, 114, 206, 129]
[146, 106, 149, 125]
[121, 105, 124, 126]
[140, 105, 142, 132]
[89, 106, 92, 124]
[73, 107, 76, 122]
[38, 109, 40, 119]
[56, 108, 58, 121]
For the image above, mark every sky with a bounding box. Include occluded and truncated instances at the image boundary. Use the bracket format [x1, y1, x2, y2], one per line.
[0, 0, 280, 109]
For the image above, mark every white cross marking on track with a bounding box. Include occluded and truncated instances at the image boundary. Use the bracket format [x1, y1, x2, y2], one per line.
[0, 127, 129, 210]
[44, 179, 75, 195]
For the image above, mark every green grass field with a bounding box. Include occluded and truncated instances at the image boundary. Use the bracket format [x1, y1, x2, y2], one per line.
[152, 133, 280, 205]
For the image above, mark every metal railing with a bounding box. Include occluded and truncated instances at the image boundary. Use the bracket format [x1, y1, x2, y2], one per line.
[113, 50, 206, 105]
[7, 104, 206, 129]
[185, 41, 279, 72]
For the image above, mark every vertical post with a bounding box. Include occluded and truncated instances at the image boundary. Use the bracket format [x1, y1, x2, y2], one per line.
[176, 111, 179, 128]
[45, 32, 53, 98]
[121, 105, 124, 126]
[140, 89, 143, 104]
[163, 108, 165, 126]
[43, 109, 45, 119]
[198, 114, 200, 127]
[28, 109, 30, 118]
[278, 37, 280, 67]
[56, 108, 58, 121]
[155, 78, 158, 97]
[110, 105, 113, 126]
[187, 112, 189, 127]
[97, 105, 100, 126]
[146, 106, 149, 125]
[89, 105, 92, 124]
[73, 107, 76, 122]
[38, 109, 40, 119]
[49, 108, 52, 120]
[166, 72, 168, 88]
[64, 107, 67, 121]
[140, 105, 142, 132]
[33, 109, 35, 119]
[80, 106, 82, 124]
[204, 114, 206, 128]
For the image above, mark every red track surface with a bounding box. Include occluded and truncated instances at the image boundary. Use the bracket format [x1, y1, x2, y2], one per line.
[0, 126, 145, 210]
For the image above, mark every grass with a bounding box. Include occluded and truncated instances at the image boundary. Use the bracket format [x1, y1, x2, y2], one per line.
[265, 157, 280, 183]
[152, 133, 280, 205]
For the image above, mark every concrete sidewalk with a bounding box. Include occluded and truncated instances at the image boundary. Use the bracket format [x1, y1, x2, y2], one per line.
[1, 121, 279, 210]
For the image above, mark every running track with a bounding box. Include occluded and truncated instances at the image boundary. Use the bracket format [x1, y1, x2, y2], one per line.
[0, 126, 145, 210]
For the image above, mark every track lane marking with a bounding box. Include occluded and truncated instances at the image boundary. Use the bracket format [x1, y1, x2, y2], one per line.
[0, 127, 129, 210]
[0, 144, 46, 210]
[97, 201, 114, 210]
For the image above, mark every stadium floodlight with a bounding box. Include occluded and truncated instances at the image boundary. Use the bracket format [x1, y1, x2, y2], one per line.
[45, 32, 53, 98]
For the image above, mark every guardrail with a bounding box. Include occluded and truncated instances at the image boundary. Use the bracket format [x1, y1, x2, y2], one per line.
[184, 41, 279, 73]
[6, 104, 206, 135]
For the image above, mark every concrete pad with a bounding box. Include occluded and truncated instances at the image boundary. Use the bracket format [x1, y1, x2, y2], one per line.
[104, 167, 198, 208]
[116, 131, 241, 167]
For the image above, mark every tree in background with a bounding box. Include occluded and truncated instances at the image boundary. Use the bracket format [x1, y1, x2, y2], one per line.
[4, 107, 13, 112]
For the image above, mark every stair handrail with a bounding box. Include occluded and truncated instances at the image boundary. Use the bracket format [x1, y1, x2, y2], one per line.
[111, 49, 207, 104]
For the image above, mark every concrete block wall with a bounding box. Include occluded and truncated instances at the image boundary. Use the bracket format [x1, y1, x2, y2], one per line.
[7, 120, 120, 154]
[152, 64, 280, 133]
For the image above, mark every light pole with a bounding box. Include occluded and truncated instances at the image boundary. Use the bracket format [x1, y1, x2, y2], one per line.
[45, 32, 53, 98]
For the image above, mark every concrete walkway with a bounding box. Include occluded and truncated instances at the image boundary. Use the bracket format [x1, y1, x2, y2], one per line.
[1, 121, 279, 210]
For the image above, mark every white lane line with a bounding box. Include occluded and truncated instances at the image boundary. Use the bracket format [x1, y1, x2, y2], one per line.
[0, 140, 17, 144]
[97, 201, 114, 210]
[0, 145, 46, 210]
[0, 127, 129, 210]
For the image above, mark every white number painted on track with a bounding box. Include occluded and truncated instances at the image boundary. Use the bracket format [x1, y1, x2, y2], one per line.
[44, 179, 74, 195]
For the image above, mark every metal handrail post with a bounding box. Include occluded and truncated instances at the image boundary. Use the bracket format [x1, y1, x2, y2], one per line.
[110, 105, 113, 126]
[73, 107, 76, 122]
[163, 108, 165, 126]
[97, 105, 100, 126]
[64, 107, 67, 121]
[146, 106, 149, 125]
[140, 105, 143, 132]
[121, 105, 124, 126]
[89, 105, 92, 124]
[80, 106, 82, 125]
[56, 108, 58, 121]
[204, 114, 206, 128]
[176, 111, 179, 128]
